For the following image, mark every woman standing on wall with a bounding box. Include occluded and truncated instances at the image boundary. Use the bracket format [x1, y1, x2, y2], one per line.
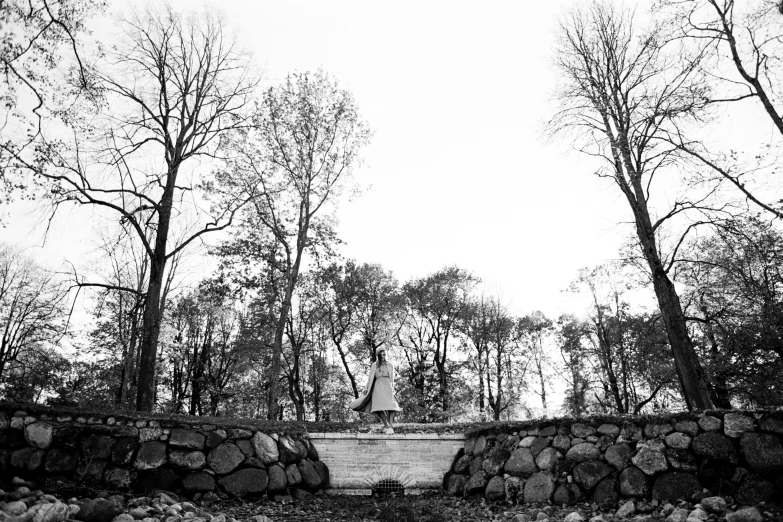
[350, 348, 402, 433]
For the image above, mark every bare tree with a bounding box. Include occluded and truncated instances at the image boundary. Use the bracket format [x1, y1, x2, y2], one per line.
[550, 1, 716, 410]
[518, 311, 554, 414]
[402, 266, 478, 413]
[219, 70, 370, 419]
[0, 243, 69, 384]
[0, 0, 103, 204]
[658, 0, 783, 219]
[29, 5, 257, 411]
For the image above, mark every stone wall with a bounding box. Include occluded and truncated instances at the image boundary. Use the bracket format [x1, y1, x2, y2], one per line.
[443, 411, 783, 505]
[310, 432, 465, 493]
[0, 407, 329, 501]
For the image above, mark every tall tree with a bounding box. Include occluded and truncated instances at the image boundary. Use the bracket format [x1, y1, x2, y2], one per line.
[402, 266, 478, 413]
[318, 261, 402, 398]
[555, 314, 593, 417]
[0, 243, 69, 385]
[518, 311, 554, 414]
[659, 0, 783, 219]
[35, 6, 257, 410]
[0, 0, 104, 204]
[220, 70, 370, 419]
[679, 215, 783, 407]
[550, 2, 715, 410]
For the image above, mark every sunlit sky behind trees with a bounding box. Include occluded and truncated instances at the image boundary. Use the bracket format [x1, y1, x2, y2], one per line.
[2, 0, 644, 318]
[3, 0, 783, 418]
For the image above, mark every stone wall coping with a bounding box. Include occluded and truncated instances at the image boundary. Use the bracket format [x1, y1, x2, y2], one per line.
[309, 432, 466, 440]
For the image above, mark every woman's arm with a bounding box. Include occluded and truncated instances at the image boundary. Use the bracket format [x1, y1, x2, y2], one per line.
[389, 362, 395, 391]
[363, 362, 376, 394]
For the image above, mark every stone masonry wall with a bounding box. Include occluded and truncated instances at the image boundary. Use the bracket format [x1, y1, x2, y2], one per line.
[443, 411, 783, 505]
[0, 406, 329, 501]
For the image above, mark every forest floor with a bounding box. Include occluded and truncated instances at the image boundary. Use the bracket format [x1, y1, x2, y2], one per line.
[4, 476, 783, 522]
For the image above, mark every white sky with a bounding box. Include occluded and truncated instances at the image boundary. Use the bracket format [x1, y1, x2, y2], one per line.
[2, 0, 667, 322]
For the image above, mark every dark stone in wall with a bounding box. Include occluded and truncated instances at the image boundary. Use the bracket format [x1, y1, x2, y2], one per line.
[692, 432, 738, 463]
[268, 463, 288, 491]
[605, 444, 631, 470]
[82, 434, 115, 460]
[312, 459, 329, 486]
[235, 439, 254, 457]
[504, 448, 537, 477]
[285, 462, 301, 485]
[277, 435, 301, 466]
[135, 466, 179, 492]
[294, 439, 309, 460]
[85, 424, 138, 437]
[219, 468, 268, 497]
[464, 437, 476, 456]
[105, 468, 135, 489]
[483, 449, 510, 476]
[736, 474, 776, 504]
[444, 442, 465, 472]
[464, 470, 489, 496]
[45, 448, 77, 473]
[169, 429, 205, 450]
[227, 428, 252, 439]
[473, 435, 488, 457]
[469, 456, 484, 476]
[182, 472, 216, 492]
[553, 483, 583, 505]
[206, 429, 227, 449]
[306, 439, 319, 461]
[619, 466, 648, 497]
[530, 437, 551, 457]
[207, 442, 244, 475]
[298, 458, 322, 489]
[554, 457, 577, 475]
[485, 475, 505, 501]
[445, 474, 468, 496]
[0, 449, 10, 471]
[666, 448, 697, 471]
[242, 456, 265, 468]
[699, 458, 734, 492]
[591, 478, 619, 505]
[573, 460, 612, 491]
[651, 472, 701, 501]
[111, 437, 138, 466]
[0, 429, 26, 449]
[760, 413, 783, 435]
[11, 447, 38, 470]
[134, 441, 167, 470]
[523, 471, 556, 503]
[740, 432, 783, 474]
[78, 459, 108, 483]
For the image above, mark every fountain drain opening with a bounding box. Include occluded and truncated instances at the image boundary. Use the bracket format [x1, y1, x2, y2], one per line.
[372, 478, 405, 497]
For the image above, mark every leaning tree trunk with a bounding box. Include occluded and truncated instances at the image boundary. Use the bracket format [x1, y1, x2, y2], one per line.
[626, 175, 714, 411]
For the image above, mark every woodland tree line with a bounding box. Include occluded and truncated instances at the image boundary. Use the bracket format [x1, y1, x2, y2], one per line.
[0, 0, 782, 420]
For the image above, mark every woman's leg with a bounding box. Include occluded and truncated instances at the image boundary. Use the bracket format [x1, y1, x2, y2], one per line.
[376, 411, 389, 428]
[388, 411, 395, 428]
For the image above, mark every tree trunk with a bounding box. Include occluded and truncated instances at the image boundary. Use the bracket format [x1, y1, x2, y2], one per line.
[629, 192, 714, 410]
[266, 217, 309, 420]
[136, 168, 177, 412]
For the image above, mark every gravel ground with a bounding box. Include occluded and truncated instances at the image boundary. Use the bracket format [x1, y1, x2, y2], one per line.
[2, 476, 782, 522]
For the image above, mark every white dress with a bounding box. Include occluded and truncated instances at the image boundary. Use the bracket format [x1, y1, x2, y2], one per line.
[370, 362, 402, 413]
